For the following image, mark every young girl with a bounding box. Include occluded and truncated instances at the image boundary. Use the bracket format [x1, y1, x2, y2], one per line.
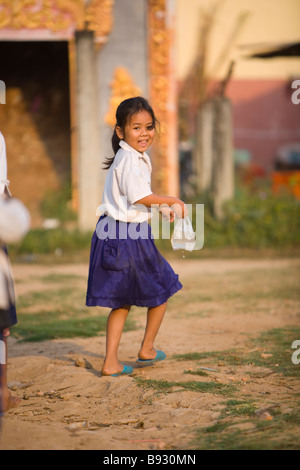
[86, 97, 186, 377]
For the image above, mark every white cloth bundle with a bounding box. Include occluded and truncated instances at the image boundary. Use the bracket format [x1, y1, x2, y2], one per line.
[171, 216, 196, 251]
[0, 198, 30, 244]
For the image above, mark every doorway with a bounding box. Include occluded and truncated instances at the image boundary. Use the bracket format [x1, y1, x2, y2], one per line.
[0, 41, 71, 226]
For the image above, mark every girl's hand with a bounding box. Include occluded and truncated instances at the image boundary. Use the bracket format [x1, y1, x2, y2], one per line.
[159, 205, 175, 223]
[171, 198, 188, 219]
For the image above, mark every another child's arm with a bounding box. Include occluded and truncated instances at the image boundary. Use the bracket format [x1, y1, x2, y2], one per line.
[135, 194, 187, 221]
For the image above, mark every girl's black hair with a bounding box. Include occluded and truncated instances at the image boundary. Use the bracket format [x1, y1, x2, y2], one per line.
[103, 96, 159, 169]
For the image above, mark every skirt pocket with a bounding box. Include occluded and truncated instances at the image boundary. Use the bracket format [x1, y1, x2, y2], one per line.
[101, 238, 128, 271]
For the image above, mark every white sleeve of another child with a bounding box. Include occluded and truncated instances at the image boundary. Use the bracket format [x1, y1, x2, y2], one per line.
[116, 158, 152, 206]
[0, 132, 8, 195]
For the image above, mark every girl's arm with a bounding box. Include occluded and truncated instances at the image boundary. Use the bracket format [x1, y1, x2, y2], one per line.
[134, 193, 187, 219]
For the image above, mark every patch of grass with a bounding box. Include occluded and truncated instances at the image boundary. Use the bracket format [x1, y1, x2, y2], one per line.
[185, 328, 300, 450]
[194, 406, 300, 450]
[204, 421, 229, 434]
[248, 327, 300, 378]
[173, 327, 300, 378]
[12, 307, 136, 342]
[13, 311, 106, 342]
[184, 369, 209, 377]
[173, 350, 249, 366]
[222, 399, 257, 417]
[12, 284, 137, 342]
[172, 352, 214, 361]
[134, 377, 237, 396]
[281, 407, 300, 425]
[192, 397, 300, 449]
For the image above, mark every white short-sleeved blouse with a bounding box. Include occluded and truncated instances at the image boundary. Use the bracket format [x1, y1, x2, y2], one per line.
[96, 140, 153, 223]
[0, 131, 8, 195]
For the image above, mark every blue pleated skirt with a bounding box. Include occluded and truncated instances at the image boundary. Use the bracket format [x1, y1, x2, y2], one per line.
[86, 215, 182, 309]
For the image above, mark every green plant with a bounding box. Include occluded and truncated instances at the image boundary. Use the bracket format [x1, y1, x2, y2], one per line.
[8, 228, 92, 256]
[185, 185, 300, 250]
[40, 181, 77, 223]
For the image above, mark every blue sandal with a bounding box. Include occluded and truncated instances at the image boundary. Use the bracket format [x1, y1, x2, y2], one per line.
[103, 365, 133, 377]
[137, 350, 166, 363]
[110, 365, 133, 377]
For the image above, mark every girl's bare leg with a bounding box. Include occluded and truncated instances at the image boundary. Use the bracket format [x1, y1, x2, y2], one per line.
[138, 302, 167, 360]
[101, 305, 131, 376]
[0, 336, 20, 412]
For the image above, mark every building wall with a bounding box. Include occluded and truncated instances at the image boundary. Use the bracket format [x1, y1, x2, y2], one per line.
[97, 0, 148, 191]
[176, 0, 300, 81]
[227, 79, 300, 169]
[175, 0, 300, 170]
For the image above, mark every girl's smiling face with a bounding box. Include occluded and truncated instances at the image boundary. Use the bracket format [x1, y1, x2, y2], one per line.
[116, 110, 156, 154]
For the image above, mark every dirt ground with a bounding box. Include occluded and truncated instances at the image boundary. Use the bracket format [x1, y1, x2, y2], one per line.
[0, 257, 299, 450]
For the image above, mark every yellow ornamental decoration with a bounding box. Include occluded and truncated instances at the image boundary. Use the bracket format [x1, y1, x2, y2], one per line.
[105, 67, 142, 127]
[0, 0, 85, 30]
[0, 0, 114, 44]
[148, 0, 171, 193]
[85, 0, 114, 45]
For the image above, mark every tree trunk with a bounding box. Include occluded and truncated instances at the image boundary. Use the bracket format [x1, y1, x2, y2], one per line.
[212, 96, 234, 219]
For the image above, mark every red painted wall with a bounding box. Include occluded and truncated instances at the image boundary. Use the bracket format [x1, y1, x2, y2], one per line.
[226, 79, 300, 171]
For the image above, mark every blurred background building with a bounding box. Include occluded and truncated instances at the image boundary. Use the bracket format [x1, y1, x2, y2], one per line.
[0, 0, 299, 229]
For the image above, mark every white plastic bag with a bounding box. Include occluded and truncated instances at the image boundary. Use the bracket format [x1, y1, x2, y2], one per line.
[171, 216, 196, 251]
